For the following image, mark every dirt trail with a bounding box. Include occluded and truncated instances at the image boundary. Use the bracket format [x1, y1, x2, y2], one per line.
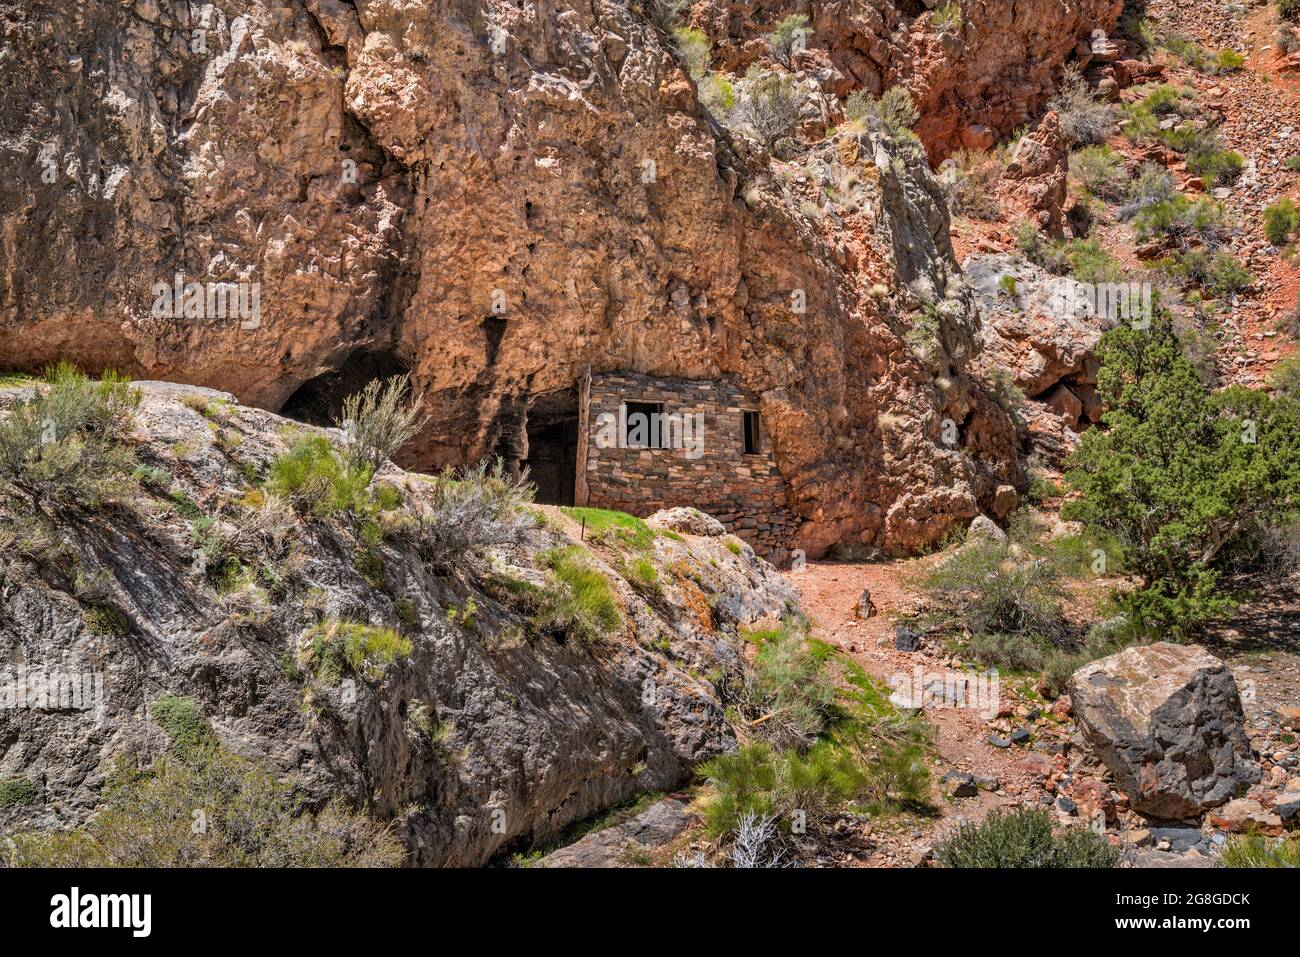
[782, 559, 1063, 861]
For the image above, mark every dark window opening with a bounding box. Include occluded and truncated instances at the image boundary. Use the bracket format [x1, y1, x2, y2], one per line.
[623, 401, 664, 449]
[524, 389, 578, 506]
[743, 410, 761, 455]
[279, 349, 409, 427]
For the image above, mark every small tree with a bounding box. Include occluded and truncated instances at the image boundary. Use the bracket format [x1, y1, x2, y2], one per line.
[767, 14, 810, 69]
[730, 67, 805, 146]
[337, 373, 428, 474]
[1063, 316, 1300, 635]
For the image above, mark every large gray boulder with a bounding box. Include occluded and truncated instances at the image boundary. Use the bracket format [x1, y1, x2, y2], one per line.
[1070, 643, 1260, 819]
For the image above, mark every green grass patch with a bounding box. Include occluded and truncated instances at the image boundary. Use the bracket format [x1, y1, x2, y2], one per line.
[299, 618, 412, 683]
[1220, 832, 1300, 867]
[149, 695, 217, 758]
[533, 546, 623, 643]
[560, 507, 654, 550]
[83, 605, 129, 638]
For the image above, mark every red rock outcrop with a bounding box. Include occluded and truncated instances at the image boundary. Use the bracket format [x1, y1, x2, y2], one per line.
[998, 111, 1070, 236]
[0, 0, 1030, 556]
[689, 0, 1125, 159]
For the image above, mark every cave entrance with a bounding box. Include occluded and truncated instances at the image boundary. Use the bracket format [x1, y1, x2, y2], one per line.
[280, 349, 409, 427]
[524, 389, 578, 506]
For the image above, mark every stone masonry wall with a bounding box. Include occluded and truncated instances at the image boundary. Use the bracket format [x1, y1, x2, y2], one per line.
[581, 372, 801, 563]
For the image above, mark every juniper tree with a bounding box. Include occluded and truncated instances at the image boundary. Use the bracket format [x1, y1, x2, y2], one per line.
[1063, 316, 1300, 635]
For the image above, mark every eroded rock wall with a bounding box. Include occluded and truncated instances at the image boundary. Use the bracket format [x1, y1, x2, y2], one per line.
[0, 0, 1039, 555]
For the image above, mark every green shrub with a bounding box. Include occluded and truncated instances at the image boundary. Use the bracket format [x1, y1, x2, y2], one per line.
[845, 85, 919, 139]
[1212, 49, 1245, 73]
[1164, 34, 1210, 71]
[1049, 65, 1115, 145]
[932, 0, 963, 33]
[1067, 238, 1126, 284]
[1063, 316, 1300, 637]
[533, 546, 623, 643]
[149, 695, 218, 758]
[1069, 145, 1128, 199]
[1186, 145, 1244, 186]
[734, 618, 838, 748]
[337, 373, 427, 473]
[767, 13, 810, 69]
[269, 435, 373, 518]
[1013, 222, 1071, 274]
[1281, 0, 1300, 24]
[0, 362, 140, 511]
[1119, 162, 1177, 219]
[1286, 154, 1300, 171]
[1132, 194, 1226, 249]
[673, 26, 712, 79]
[729, 66, 806, 146]
[697, 741, 865, 839]
[299, 618, 412, 683]
[936, 807, 1119, 867]
[0, 749, 403, 867]
[1271, 356, 1300, 400]
[0, 777, 38, 808]
[1204, 251, 1252, 297]
[698, 72, 736, 113]
[922, 534, 1069, 640]
[941, 147, 1008, 218]
[415, 458, 535, 568]
[1220, 832, 1300, 867]
[1264, 198, 1300, 246]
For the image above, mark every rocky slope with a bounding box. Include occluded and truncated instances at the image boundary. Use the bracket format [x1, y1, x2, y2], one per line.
[689, 0, 1125, 157]
[0, 380, 799, 866]
[0, 0, 1142, 556]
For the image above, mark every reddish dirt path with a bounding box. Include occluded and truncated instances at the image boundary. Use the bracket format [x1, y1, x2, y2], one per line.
[783, 559, 1063, 862]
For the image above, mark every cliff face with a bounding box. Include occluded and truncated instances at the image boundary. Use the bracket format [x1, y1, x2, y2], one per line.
[0, 0, 1050, 556]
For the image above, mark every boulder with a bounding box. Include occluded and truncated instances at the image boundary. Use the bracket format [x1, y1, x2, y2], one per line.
[1070, 643, 1260, 819]
[1208, 799, 1282, 834]
[646, 507, 726, 537]
[991, 484, 1019, 519]
[967, 514, 1006, 543]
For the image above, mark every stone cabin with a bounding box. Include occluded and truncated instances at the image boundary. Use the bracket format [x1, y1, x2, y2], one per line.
[518, 368, 800, 562]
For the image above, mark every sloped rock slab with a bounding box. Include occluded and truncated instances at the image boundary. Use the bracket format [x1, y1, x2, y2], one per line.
[536, 798, 693, 868]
